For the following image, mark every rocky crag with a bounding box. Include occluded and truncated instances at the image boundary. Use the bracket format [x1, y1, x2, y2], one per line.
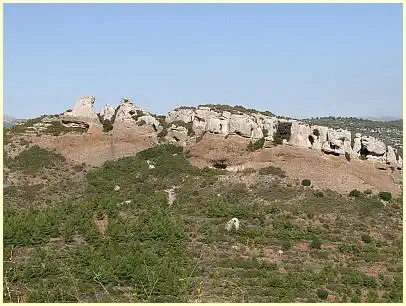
[40, 96, 403, 170]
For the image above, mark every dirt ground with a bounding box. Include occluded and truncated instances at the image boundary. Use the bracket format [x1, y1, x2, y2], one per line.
[186, 134, 402, 196]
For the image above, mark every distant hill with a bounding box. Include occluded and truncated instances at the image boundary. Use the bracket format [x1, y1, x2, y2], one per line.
[362, 116, 402, 122]
[3, 115, 26, 128]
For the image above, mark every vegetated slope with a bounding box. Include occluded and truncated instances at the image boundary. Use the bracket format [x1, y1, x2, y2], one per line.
[302, 117, 403, 156]
[3, 143, 402, 303]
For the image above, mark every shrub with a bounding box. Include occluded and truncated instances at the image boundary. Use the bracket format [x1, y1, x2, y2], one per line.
[349, 189, 361, 198]
[314, 190, 324, 197]
[316, 288, 328, 300]
[9, 146, 66, 174]
[379, 192, 392, 201]
[311, 237, 322, 249]
[364, 189, 373, 195]
[360, 156, 367, 160]
[258, 166, 286, 177]
[313, 129, 320, 137]
[66, 109, 72, 112]
[302, 179, 311, 186]
[361, 234, 372, 243]
[137, 120, 146, 126]
[345, 152, 351, 162]
[247, 138, 265, 152]
[273, 122, 292, 145]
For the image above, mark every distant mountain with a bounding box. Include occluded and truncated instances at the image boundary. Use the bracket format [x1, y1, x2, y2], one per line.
[3, 114, 26, 128]
[362, 116, 402, 122]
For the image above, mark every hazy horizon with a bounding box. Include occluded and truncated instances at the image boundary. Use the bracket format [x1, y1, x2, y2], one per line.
[5, 4, 402, 119]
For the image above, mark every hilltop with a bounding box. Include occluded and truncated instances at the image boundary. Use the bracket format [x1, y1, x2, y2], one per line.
[3, 96, 403, 302]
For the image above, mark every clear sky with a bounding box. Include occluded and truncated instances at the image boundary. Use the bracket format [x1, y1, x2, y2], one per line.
[4, 3, 403, 119]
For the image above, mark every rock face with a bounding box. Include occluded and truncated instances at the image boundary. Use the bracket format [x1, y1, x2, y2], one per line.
[100, 105, 116, 122]
[114, 98, 142, 123]
[61, 97, 403, 170]
[65, 96, 98, 120]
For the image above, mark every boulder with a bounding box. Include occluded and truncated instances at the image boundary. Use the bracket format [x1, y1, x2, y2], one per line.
[397, 155, 403, 169]
[137, 114, 161, 131]
[100, 105, 116, 122]
[351, 133, 362, 158]
[289, 121, 312, 148]
[361, 136, 386, 156]
[65, 96, 98, 120]
[386, 146, 397, 166]
[166, 108, 195, 124]
[114, 98, 141, 122]
[229, 114, 256, 138]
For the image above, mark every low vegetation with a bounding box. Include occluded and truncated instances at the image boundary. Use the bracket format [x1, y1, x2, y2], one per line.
[5, 145, 66, 175]
[3, 143, 403, 303]
[247, 137, 265, 152]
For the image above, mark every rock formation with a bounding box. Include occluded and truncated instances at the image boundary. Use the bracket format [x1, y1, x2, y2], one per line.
[65, 96, 98, 120]
[57, 97, 403, 170]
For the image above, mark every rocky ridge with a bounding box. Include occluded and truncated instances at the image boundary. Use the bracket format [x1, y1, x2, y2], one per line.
[39, 96, 403, 170]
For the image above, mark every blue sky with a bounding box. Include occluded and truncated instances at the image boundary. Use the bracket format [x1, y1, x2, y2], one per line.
[4, 3, 403, 119]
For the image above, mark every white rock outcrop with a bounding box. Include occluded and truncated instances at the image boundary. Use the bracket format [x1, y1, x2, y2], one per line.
[100, 105, 116, 121]
[114, 98, 141, 122]
[65, 96, 98, 120]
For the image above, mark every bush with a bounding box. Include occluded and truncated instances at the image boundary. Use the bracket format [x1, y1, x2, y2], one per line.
[314, 190, 324, 197]
[9, 145, 66, 174]
[379, 192, 392, 201]
[345, 152, 351, 162]
[313, 129, 320, 137]
[364, 189, 373, 195]
[273, 122, 292, 145]
[361, 234, 372, 243]
[311, 237, 322, 249]
[349, 189, 361, 198]
[258, 166, 286, 177]
[137, 120, 146, 126]
[247, 138, 265, 152]
[360, 156, 367, 160]
[302, 179, 311, 186]
[316, 288, 328, 300]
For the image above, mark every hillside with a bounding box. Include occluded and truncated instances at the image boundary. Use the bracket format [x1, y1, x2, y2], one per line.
[3, 98, 403, 303]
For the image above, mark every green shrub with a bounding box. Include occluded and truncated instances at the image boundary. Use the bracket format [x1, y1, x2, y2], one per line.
[360, 156, 367, 160]
[379, 192, 392, 201]
[301, 179, 311, 186]
[313, 129, 320, 137]
[9, 146, 66, 174]
[258, 166, 286, 177]
[345, 152, 351, 162]
[316, 288, 328, 300]
[247, 137, 265, 152]
[137, 120, 146, 126]
[364, 189, 373, 195]
[361, 234, 372, 243]
[349, 189, 361, 198]
[311, 237, 322, 249]
[273, 122, 292, 145]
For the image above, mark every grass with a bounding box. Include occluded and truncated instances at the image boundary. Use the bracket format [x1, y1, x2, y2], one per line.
[3, 143, 403, 302]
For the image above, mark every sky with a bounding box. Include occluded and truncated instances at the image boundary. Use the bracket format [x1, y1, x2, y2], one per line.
[4, 3, 403, 119]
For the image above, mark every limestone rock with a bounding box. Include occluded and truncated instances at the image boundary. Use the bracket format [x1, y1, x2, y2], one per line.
[65, 96, 98, 119]
[137, 114, 161, 131]
[166, 108, 195, 124]
[386, 146, 397, 166]
[397, 155, 403, 169]
[289, 121, 312, 148]
[361, 136, 386, 156]
[100, 105, 116, 122]
[114, 98, 141, 122]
